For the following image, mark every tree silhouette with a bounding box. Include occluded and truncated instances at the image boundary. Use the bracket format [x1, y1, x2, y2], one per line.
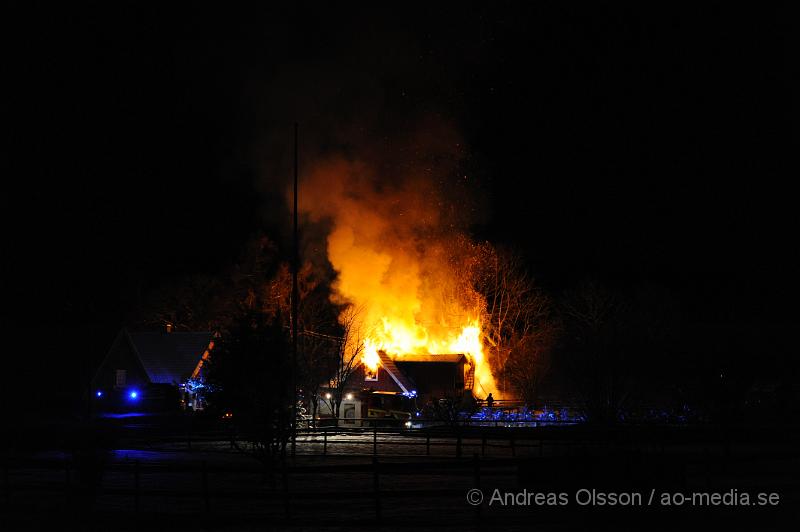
[205, 308, 292, 469]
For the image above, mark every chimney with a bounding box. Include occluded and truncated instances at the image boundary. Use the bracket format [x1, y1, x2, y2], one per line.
[165, 322, 173, 333]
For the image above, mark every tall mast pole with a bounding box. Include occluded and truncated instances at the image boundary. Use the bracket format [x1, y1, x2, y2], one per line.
[291, 123, 299, 457]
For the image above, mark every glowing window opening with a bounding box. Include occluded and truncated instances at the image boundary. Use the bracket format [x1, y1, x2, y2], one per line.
[364, 366, 379, 381]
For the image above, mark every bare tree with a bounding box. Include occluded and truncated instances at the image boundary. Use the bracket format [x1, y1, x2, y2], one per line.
[504, 329, 557, 407]
[321, 306, 365, 424]
[468, 243, 555, 401]
[130, 273, 226, 331]
[264, 261, 343, 426]
[559, 280, 631, 423]
[298, 328, 339, 425]
[205, 308, 293, 476]
[128, 233, 282, 333]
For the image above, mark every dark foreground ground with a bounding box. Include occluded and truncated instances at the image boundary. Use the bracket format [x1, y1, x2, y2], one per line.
[2, 414, 798, 531]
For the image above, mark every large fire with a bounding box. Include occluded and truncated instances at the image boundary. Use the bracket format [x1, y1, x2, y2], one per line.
[300, 156, 499, 398]
[361, 319, 497, 396]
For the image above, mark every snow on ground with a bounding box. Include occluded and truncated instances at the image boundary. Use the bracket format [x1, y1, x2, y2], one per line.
[3, 427, 798, 530]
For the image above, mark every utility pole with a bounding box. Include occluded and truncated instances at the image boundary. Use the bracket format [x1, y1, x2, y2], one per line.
[291, 123, 299, 457]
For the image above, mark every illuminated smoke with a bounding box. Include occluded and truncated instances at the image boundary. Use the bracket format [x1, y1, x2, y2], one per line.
[299, 146, 499, 397]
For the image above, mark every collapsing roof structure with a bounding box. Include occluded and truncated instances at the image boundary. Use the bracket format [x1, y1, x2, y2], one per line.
[346, 351, 470, 398]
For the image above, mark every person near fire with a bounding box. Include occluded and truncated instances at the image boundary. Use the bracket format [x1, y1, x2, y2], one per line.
[486, 392, 494, 410]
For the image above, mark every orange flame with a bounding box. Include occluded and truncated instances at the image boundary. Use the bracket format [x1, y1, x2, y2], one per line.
[300, 156, 499, 398]
[360, 317, 497, 397]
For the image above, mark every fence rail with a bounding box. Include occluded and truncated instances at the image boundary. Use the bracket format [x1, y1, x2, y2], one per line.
[0, 453, 509, 522]
[3, 446, 799, 527]
[114, 419, 800, 457]
[4, 421, 800, 528]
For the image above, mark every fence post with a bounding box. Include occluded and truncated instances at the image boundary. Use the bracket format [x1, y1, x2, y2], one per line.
[64, 458, 71, 508]
[201, 461, 210, 514]
[281, 459, 290, 519]
[372, 456, 381, 522]
[134, 460, 140, 514]
[187, 415, 192, 451]
[473, 453, 482, 522]
[426, 430, 431, 456]
[323, 428, 328, 456]
[373, 425, 378, 457]
[3, 461, 9, 505]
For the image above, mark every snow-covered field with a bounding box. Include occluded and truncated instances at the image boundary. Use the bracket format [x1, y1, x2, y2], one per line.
[2, 427, 798, 530]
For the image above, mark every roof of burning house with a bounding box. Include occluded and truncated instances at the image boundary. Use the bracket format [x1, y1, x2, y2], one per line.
[127, 330, 213, 385]
[376, 351, 416, 394]
[344, 352, 467, 395]
[343, 350, 416, 394]
[347, 360, 406, 394]
[390, 353, 466, 364]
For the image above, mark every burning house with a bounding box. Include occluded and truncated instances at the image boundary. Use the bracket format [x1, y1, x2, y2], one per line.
[298, 147, 506, 425]
[318, 349, 473, 426]
[92, 326, 214, 412]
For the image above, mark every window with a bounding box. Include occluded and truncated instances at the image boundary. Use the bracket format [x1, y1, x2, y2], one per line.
[364, 366, 379, 381]
[115, 369, 127, 387]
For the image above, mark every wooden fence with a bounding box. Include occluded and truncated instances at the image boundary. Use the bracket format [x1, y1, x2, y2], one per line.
[3, 424, 799, 528]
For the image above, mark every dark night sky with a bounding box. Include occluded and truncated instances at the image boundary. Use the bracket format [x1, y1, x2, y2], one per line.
[2, 3, 795, 407]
